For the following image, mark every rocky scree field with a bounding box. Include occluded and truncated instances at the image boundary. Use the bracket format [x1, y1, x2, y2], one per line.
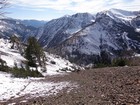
[1, 66, 140, 105]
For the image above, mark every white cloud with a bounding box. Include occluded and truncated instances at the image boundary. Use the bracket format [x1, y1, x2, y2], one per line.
[10, 0, 140, 13]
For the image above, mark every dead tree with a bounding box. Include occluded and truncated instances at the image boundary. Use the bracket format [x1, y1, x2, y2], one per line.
[0, 0, 9, 17]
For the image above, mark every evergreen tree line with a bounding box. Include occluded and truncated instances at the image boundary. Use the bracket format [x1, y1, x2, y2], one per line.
[95, 49, 136, 68]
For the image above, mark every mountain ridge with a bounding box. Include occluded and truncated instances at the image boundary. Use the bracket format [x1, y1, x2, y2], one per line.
[37, 9, 140, 65]
[0, 9, 140, 65]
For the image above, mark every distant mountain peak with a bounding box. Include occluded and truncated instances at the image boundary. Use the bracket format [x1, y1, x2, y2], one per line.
[38, 12, 95, 48]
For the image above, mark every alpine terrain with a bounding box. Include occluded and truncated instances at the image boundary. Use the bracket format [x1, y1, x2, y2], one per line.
[38, 9, 140, 65]
[0, 8, 140, 105]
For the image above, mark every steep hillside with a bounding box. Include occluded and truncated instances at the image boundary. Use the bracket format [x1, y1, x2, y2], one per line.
[38, 13, 95, 48]
[0, 38, 80, 75]
[38, 9, 140, 65]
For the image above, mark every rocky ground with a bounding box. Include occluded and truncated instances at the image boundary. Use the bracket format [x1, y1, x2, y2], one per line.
[1, 66, 140, 105]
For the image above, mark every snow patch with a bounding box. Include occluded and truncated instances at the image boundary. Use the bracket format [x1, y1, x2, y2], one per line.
[66, 28, 81, 34]
[135, 28, 140, 32]
[44, 52, 79, 75]
[0, 72, 77, 102]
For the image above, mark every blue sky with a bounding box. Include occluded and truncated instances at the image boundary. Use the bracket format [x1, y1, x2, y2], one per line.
[4, 0, 140, 20]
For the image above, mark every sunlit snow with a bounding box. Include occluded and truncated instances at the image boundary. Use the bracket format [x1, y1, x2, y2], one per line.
[0, 72, 77, 102]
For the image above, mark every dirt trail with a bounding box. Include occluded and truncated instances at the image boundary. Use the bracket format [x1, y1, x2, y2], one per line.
[2, 66, 140, 105]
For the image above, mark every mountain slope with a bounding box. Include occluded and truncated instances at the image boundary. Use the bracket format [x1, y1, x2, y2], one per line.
[0, 9, 140, 65]
[38, 13, 95, 48]
[38, 9, 140, 65]
[0, 19, 38, 41]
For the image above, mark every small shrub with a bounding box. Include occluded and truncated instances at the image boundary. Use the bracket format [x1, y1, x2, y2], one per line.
[0, 57, 43, 78]
[50, 61, 56, 65]
[0, 65, 10, 72]
[126, 57, 140, 66]
[59, 68, 66, 72]
[0, 59, 11, 72]
[11, 66, 43, 78]
[59, 67, 70, 72]
[112, 58, 128, 66]
[94, 63, 109, 68]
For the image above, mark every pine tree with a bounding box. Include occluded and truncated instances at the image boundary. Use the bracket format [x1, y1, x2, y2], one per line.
[99, 34, 111, 65]
[10, 35, 18, 49]
[25, 37, 47, 71]
[10, 35, 24, 55]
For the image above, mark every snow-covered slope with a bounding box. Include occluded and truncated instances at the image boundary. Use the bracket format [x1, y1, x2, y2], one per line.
[0, 39, 26, 67]
[45, 52, 80, 75]
[108, 9, 138, 20]
[97, 9, 140, 25]
[0, 38, 79, 102]
[0, 38, 80, 75]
